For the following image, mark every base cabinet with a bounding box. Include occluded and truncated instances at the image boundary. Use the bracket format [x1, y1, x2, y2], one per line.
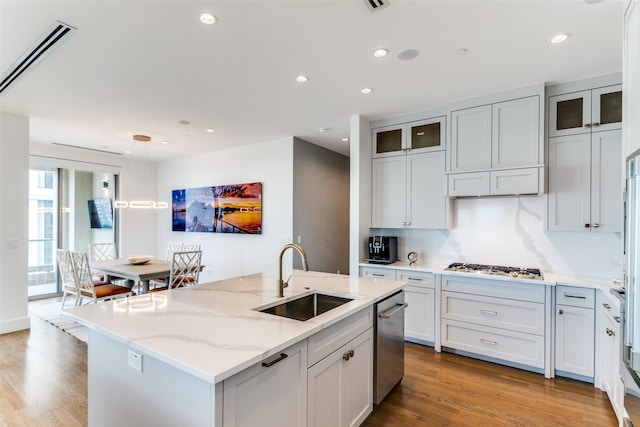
[223, 339, 308, 427]
[308, 328, 373, 427]
[600, 295, 624, 422]
[398, 271, 435, 344]
[554, 286, 595, 380]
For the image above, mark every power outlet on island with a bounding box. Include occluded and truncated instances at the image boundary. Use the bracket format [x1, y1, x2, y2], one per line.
[128, 350, 143, 372]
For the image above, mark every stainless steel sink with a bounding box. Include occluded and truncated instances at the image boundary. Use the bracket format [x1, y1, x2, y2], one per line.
[258, 292, 353, 321]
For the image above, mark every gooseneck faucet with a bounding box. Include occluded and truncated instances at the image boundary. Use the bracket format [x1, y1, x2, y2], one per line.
[279, 243, 309, 297]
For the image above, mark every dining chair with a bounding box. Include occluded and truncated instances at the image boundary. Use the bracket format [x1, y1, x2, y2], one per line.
[88, 242, 117, 261]
[57, 249, 78, 312]
[150, 250, 203, 292]
[69, 251, 133, 304]
[150, 243, 202, 290]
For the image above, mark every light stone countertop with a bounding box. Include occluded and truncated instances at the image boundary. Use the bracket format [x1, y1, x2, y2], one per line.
[63, 270, 405, 385]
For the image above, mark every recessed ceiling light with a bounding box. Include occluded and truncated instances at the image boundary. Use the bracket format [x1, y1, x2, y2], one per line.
[550, 33, 570, 44]
[342, 137, 350, 142]
[361, 87, 372, 94]
[206, 128, 215, 133]
[160, 140, 169, 145]
[296, 75, 308, 83]
[319, 128, 330, 134]
[199, 12, 217, 25]
[124, 150, 132, 154]
[373, 48, 389, 58]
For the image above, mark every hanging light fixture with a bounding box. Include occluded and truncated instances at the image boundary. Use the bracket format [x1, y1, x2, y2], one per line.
[114, 134, 168, 209]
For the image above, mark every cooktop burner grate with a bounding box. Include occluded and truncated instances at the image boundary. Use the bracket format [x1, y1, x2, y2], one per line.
[445, 263, 544, 280]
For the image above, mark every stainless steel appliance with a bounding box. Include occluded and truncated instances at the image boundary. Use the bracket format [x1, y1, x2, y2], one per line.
[445, 262, 544, 280]
[367, 236, 398, 265]
[374, 291, 407, 404]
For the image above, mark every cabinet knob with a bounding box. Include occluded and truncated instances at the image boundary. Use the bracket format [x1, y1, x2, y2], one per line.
[557, 308, 564, 315]
[584, 223, 591, 228]
[342, 349, 355, 361]
[606, 328, 616, 336]
[584, 123, 591, 128]
[592, 223, 600, 228]
[592, 122, 600, 128]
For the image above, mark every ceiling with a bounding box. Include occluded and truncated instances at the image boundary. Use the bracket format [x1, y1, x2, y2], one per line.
[0, 0, 623, 161]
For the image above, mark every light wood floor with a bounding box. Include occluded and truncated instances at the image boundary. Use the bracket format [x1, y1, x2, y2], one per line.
[1, 318, 618, 426]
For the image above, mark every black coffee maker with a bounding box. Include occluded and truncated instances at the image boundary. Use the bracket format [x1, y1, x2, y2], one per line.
[367, 236, 397, 264]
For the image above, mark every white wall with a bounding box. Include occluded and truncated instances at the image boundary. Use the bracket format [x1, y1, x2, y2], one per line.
[156, 137, 295, 281]
[374, 195, 622, 278]
[0, 112, 30, 333]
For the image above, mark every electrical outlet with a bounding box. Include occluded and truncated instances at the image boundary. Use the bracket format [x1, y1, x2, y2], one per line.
[128, 350, 143, 372]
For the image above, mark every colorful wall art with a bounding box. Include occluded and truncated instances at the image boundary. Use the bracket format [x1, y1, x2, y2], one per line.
[172, 182, 262, 234]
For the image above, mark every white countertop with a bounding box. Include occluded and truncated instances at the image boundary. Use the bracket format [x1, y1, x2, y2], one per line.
[63, 270, 405, 385]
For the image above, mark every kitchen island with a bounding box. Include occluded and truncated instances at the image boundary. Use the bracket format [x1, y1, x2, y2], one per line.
[64, 270, 405, 427]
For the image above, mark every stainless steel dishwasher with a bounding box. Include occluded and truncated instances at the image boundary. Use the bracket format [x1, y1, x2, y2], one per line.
[374, 290, 407, 405]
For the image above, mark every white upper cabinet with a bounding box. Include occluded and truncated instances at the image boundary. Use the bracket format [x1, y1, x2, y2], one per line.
[492, 96, 541, 168]
[548, 85, 622, 138]
[450, 105, 492, 172]
[372, 117, 445, 159]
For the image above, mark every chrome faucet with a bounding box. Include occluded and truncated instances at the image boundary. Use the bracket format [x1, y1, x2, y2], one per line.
[279, 243, 309, 297]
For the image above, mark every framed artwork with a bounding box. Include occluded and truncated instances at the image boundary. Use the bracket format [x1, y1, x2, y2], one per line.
[172, 182, 262, 234]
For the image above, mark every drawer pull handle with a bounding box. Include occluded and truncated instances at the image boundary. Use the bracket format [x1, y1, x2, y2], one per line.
[564, 294, 587, 299]
[606, 328, 616, 337]
[480, 339, 497, 345]
[262, 353, 288, 368]
[603, 303, 611, 309]
[372, 274, 385, 277]
[615, 316, 621, 323]
[343, 349, 355, 361]
[407, 277, 423, 281]
[480, 309, 498, 315]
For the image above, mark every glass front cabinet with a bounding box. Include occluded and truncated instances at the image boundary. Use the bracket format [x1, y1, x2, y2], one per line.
[372, 117, 445, 158]
[549, 85, 622, 138]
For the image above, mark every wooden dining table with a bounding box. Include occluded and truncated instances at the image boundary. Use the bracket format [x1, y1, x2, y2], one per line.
[90, 258, 172, 294]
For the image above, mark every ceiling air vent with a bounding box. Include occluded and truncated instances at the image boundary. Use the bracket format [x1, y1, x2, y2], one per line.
[52, 143, 123, 156]
[364, 0, 390, 11]
[0, 21, 76, 94]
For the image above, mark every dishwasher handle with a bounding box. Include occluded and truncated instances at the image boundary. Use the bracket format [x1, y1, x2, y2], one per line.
[379, 302, 408, 319]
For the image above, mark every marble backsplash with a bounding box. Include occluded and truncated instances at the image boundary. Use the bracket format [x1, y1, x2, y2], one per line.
[372, 195, 623, 279]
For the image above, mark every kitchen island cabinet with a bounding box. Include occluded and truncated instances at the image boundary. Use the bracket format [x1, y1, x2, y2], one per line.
[65, 271, 405, 427]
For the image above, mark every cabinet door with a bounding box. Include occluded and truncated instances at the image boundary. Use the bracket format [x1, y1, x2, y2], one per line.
[343, 328, 373, 427]
[547, 134, 591, 231]
[602, 312, 620, 402]
[625, 0, 640, 156]
[307, 346, 343, 427]
[591, 130, 623, 232]
[450, 105, 492, 172]
[372, 125, 405, 158]
[407, 151, 446, 229]
[447, 172, 490, 197]
[371, 156, 406, 228]
[408, 117, 445, 153]
[555, 305, 595, 378]
[591, 85, 622, 133]
[492, 96, 540, 168]
[223, 339, 307, 427]
[549, 90, 592, 137]
[404, 285, 435, 343]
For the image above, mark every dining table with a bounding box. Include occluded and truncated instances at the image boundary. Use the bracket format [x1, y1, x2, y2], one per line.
[90, 258, 172, 294]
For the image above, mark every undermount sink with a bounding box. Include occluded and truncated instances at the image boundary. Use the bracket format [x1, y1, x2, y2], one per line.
[258, 292, 353, 321]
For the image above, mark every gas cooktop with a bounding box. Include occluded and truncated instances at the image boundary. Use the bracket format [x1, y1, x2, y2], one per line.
[445, 263, 544, 280]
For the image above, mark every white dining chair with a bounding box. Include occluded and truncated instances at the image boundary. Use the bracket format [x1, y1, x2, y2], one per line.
[70, 251, 133, 305]
[56, 249, 78, 312]
[150, 250, 203, 291]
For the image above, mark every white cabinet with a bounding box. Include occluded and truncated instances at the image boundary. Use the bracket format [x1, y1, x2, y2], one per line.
[371, 150, 448, 229]
[447, 89, 543, 197]
[554, 286, 595, 380]
[548, 129, 622, 232]
[549, 85, 622, 138]
[307, 328, 373, 427]
[359, 266, 396, 281]
[372, 117, 445, 158]
[398, 271, 436, 345]
[625, 0, 640, 156]
[223, 339, 308, 427]
[600, 295, 625, 422]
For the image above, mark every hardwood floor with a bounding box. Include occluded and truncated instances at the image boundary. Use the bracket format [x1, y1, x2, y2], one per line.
[364, 343, 618, 427]
[0, 319, 617, 426]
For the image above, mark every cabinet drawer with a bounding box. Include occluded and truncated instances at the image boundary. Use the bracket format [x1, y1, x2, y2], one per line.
[441, 291, 545, 335]
[490, 167, 540, 195]
[441, 319, 545, 369]
[447, 172, 490, 197]
[555, 286, 595, 308]
[397, 270, 434, 289]
[360, 267, 395, 280]
[308, 307, 373, 367]
[441, 275, 546, 303]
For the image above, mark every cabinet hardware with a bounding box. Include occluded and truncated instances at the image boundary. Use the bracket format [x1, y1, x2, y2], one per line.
[592, 223, 600, 228]
[342, 349, 355, 361]
[584, 123, 591, 128]
[405, 221, 411, 226]
[407, 277, 423, 281]
[262, 353, 288, 368]
[564, 294, 587, 299]
[379, 302, 409, 319]
[592, 122, 600, 127]
[480, 309, 498, 315]
[606, 328, 616, 337]
[615, 316, 621, 323]
[372, 274, 385, 277]
[558, 308, 564, 315]
[603, 303, 611, 309]
[584, 223, 591, 228]
[480, 339, 497, 345]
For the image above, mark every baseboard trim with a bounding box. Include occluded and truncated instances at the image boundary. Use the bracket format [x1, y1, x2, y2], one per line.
[0, 316, 30, 334]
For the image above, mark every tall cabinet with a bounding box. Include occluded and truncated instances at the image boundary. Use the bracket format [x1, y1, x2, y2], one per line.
[547, 78, 623, 232]
[625, 0, 640, 157]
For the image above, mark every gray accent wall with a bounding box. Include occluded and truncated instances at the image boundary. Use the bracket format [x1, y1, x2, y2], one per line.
[293, 138, 350, 274]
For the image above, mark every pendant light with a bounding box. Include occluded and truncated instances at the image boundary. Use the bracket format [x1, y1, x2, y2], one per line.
[114, 134, 168, 209]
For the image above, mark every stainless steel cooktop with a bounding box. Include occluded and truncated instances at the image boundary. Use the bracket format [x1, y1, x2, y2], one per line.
[445, 263, 544, 280]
